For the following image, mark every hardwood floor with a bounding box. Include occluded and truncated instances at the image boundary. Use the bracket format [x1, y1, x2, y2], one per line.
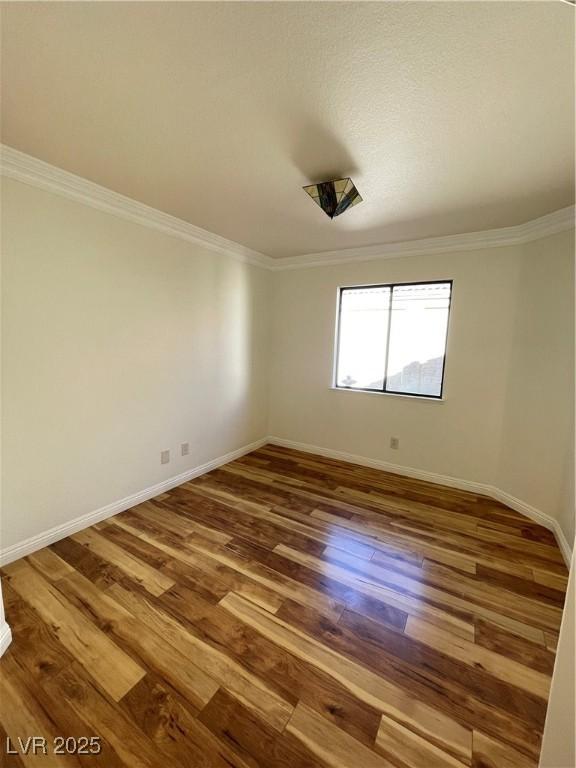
[0, 444, 569, 767]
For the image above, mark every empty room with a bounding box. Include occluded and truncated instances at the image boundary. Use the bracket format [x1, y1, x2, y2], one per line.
[0, 2, 574, 767]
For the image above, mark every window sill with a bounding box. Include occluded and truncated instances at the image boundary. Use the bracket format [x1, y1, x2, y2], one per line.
[329, 387, 445, 403]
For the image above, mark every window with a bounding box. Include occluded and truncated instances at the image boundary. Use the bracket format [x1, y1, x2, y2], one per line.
[334, 281, 452, 399]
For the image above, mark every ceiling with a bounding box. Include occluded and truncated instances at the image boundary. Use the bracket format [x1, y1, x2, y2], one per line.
[1, 2, 574, 259]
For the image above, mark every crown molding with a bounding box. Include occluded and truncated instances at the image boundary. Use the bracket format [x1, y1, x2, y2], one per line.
[2, 145, 573, 272]
[270, 205, 575, 271]
[0, 145, 274, 269]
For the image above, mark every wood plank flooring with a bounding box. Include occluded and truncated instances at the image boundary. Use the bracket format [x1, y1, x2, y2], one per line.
[0, 444, 569, 767]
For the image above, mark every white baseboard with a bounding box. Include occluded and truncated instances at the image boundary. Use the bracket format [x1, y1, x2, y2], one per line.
[1, 434, 572, 569]
[0, 622, 12, 657]
[0, 437, 267, 567]
[489, 488, 572, 567]
[268, 436, 494, 495]
[267, 436, 573, 567]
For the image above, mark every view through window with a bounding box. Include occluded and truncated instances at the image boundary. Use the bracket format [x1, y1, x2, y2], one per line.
[335, 281, 452, 398]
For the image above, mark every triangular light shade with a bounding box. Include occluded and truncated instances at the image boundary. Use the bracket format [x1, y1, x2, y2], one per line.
[303, 178, 363, 219]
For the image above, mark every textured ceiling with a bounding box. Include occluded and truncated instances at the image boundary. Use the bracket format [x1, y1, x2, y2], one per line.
[1, 2, 574, 258]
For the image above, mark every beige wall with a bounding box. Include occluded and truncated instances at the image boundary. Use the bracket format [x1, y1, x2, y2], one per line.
[1, 178, 270, 553]
[269, 246, 520, 484]
[497, 231, 575, 545]
[269, 233, 574, 546]
[540, 553, 575, 768]
[1, 174, 573, 563]
[0, 203, 10, 653]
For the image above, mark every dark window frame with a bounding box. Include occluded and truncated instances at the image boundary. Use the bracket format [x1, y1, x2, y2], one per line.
[334, 279, 453, 400]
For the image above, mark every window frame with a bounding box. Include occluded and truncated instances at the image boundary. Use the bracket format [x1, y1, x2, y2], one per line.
[333, 279, 453, 400]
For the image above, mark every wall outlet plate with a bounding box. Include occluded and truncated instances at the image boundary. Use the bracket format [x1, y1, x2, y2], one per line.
[181, 442, 190, 456]
[390, 437, 400, 450]
[160, 449, 170, 464]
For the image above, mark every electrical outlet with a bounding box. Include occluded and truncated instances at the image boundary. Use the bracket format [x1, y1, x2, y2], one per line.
[160, 449, 170, 465]
[181, 442, 190, 457]
[390, 437, 400, 450]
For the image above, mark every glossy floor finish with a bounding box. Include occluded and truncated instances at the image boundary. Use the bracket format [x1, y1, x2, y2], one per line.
[0, 444, 569, 767]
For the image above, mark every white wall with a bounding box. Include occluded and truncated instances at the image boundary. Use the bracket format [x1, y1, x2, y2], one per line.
[1, 178, 270, 554]
[269, 233, 574, 547]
